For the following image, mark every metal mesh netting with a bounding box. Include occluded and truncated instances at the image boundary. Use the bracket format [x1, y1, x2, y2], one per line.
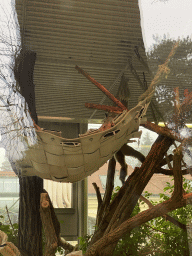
[0, 0, 37, 171]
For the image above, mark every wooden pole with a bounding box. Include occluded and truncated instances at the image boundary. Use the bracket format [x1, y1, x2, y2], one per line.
[75, 65, 127, 110]
[85, 103, 123, 114]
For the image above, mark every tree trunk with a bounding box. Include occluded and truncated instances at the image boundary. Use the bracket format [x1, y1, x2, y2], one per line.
[14, 49, 43, 255]
[18, 176, 43, 256]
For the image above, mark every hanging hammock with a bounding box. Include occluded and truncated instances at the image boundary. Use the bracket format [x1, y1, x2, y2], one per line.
[16, 87, 152, 183]
[14, 42, 179, 183]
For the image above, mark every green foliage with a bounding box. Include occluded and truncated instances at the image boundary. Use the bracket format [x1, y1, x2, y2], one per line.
[147, 36, 192, 125]
[0, 215, 65, 255]
[78, 234, 93, 254]
[56, 246, 65, 255]
[1, 177, 191, 255]
[78, 178, 192, 255]
[0, 214, 18, 255]
[113, 177, 192, 255]
[0, 214, 70, 256]
[113, 202, 150, 256]
[110, 186, 121, 202]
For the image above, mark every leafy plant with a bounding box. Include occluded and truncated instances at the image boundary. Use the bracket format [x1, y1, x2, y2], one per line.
[78, 178, 191, 255]
[56, 246, 65, 255]
[0, 214, 18, 256]
[111, 186, 121, 202]
[78, 234, 93, 254]
[112, 177, 192, 255]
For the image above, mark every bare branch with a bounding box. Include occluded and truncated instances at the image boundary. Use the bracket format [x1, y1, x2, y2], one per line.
[120, 144, 145, 163]
[144, 223, 168, 234]
[172, 148, 183, 199]
[103, 157, 116, 207]
[165, 153, 173, 170]
[115, 149, 128, 184]
[96, 157, 116, 226]
[92, 183, 102, 210]
[58, 237, 76, 253]
[5, 206, 17, 238]
[160, 154, 173, 167]
[85, 192, 192, 256]
[141, 121, 182, 142]
[154, 167, 189, 175]
[105, 135, 173, 234]
[139, 195, 186, 230]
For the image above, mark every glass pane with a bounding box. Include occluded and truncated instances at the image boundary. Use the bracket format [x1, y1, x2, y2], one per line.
[0, 170, 19, 224]
[4, 179, 18, 193]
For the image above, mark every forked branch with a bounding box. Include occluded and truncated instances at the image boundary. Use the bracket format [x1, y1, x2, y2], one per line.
[139, 195, 186, 230]
[85, 192, 192, 256]
[92, 183, 102, 210]
[96, 157, 116, 226]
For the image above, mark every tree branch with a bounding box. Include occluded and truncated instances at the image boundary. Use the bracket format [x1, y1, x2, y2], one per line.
[165, 153, 173, 170]
[92, 183, 102, 210]
[139, 195, 186, 230]
[5, 206, 17, 238]
[14, 49, 38, 123]
[115, 149, 128, 184]
[172, 148, 183, 199]
[141, 121, 182, 142]
[85, 103, 122, 114]
[89, 135, 174, 252]
[85, 192, 192, 256]
[154, 167, 189, 175]
[160, 154, 173, 167]
[103, 157, 116, 207]
[105, 136, 173, 234]
[120, 144, 145, 163]
[144, 223, 168, 234]
[58, 237, 76, 253]
[42, 189, 60, 241]
[75, 65, 127, 110]
[90, 136, 174, 248]
[96, 157, 116, 226]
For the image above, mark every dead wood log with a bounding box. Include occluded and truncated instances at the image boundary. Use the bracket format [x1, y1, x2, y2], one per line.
[40, 191, 75, 255]
[40, 193, 58, 256]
